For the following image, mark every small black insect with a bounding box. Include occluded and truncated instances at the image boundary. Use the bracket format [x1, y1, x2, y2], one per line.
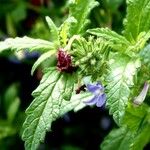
[75, 84, 86, 94]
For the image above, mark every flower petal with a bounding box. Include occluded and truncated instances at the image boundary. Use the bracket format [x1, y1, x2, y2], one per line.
[84, 95, 98, 105]
[133, 82, 149, 105]
[87, 83, 103, 95]
[96, 94, 106, 107]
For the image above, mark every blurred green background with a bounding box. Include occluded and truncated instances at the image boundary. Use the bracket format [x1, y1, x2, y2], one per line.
[1, 0, 146, 150]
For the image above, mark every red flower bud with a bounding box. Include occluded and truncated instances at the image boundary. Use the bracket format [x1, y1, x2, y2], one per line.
[57, 49, 76, 73]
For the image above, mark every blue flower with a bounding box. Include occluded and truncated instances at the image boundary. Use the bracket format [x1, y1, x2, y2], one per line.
[84, 83, 106, 107]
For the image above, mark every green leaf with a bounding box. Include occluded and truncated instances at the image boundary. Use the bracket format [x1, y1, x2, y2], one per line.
[22, 68, 63, 150]
[100, 127, 134, 150]
[101, 121, 150, 150]
[45, 16, 59, 45]
[130, 123, 150, 150]
[7, 97, 20, 123]
[123, 31, 150, 58]
[140, 43, 150, 68]
[122, 103, 150, 150]
[106, 0, 124, 12]
[31, 50, 56, 75]
[22, 67, 92, 150]
[59, 17, 77, 46]
[87, 28, 130, 51]
[69, 0, 99, 35]
[106, 55, 141, 125]
[122, 103, 149, 132]
[123, 0, 150, 41]
[4, 84, 20, 122]
[0, 36, 55, 53]
[6, 14, 17, 37]
[0, 120, 17, 140]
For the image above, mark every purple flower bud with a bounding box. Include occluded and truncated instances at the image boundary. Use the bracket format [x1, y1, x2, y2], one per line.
[133, 82, 149, 105]
[57, 49, 76, 73]
[84, 83, 106, 107]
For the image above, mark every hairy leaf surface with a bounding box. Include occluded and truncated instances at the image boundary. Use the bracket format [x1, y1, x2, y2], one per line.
[31, 50, 56, 75]
[45, 16, 59, 45]
[106, 55, 141, 124]
[22, 67, 92, 150]
[0, 36, 55, 52]
[87, 28, 130, 51]
[123, 0, 150, 41]
[69, 0, 99, 35]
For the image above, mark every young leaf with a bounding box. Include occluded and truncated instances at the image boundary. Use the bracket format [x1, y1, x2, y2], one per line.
[100, 127, 134, 150]
[0, 36, 55, 53]
[123, 0, 150, 41]
[45, 16, 59, 45]
[59, 17, 77, 46]
[106, 55, 141, 125]
[22, 67, 92, 150]
[69, 0, 99, 35]
[31, 50, 56, 75]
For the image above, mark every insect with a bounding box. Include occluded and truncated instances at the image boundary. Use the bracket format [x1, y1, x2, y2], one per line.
[75, 84, 86, 94]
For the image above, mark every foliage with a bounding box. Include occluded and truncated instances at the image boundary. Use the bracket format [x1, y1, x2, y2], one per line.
[123, 0, 150, 41]
[106, 55, 141, 124]
[0, 0, 150, 149]
[101, 103, 150, 150]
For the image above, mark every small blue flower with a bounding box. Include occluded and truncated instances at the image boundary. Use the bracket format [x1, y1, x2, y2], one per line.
[84, 83, 106, 107]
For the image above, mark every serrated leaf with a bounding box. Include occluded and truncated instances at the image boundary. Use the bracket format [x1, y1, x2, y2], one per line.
[123, 0, 150, 41]
[31, 50, 56, 75]
[22, 68, 64, 150]
[45, 16, 59, 45]
[106, 55, 141, 125]
[87, 28, 130, 51]
[0, 36, 55, 53]
[69, 0, 99, 35]
[22, 67, 92, 150]
[100, 127, 134, 150]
